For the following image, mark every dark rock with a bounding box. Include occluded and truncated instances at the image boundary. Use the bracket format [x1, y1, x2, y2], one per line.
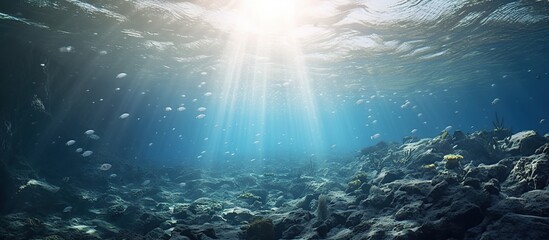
[431, 173, 460, 186]
[360, 182, 372, 194]
[170, 225, 221, 240]
[221, 207, 254, 225]
[273, 210, 312, 239]
[413, 151, 442, 167]
[246, 218, 275, 240]
[394, 201, 422, 221]
[172, 204, 191, 220]
[367, 230, 386, 239]
[145, 227, 169, 240]
[484, 190, 549, 223]
[465, 163, 509, 182]
[478, 213, 549, 240]
[315, 223, 330, 237]
[200, 227, 217, 239]
[281, 225, 303, 239]
[419, 201, 483, 239]
[453, 130, 467, 141]
[375, 169, 404, 184]
[295, 194, 316, 210]
[485, 197, 525, 219]
[521, 190, 549, 217]
[505, 130, 547, 156]
[396, 180, 432, 196]
[136, 212, 166, 234]
[353, 221, 372, 233]
[453, 138, 492, 163]
[169, 236, 191, 240]
[107, 204, 128, 219]
[462, 177, 481, 189]
[188, 198, 223, 216]
[391, 189, 420, 207]
[483, 178, 500, 195]
[235, 175, 257, 187]
[10, 179, 63, 215]
[288, 183, 308, 198]
[172, 225, 198, 240]
[448, 201, 483, 229]
[535, 143, 549, 155]
[492, 128, 513, 140]
[364, 185, 394, 208]
[345, 212, 364, 227]
[504, 154, 549, 195]
[427, 180, 449, 201]
[0, 160, 16, 213]
[326, 211, 348, 226]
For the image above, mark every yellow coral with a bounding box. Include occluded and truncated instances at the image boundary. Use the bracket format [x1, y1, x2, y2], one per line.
[348, 179, 362, 187]
[421, 163, 436, 169]
[443, 154, 463, 161]
[238, 192, 257, 199]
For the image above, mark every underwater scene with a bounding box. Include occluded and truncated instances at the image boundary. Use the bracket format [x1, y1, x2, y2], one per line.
[1, 0, 549, 239]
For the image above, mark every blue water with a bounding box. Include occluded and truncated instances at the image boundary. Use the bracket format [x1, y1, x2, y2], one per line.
[1, 0, 548, 166]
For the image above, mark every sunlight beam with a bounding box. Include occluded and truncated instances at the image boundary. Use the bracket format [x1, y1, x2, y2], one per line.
[201, 0, 326, 162]
[233, 0, 297, 35]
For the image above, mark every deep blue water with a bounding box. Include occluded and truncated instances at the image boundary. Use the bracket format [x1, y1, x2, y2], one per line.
[1, 0, 548, 166]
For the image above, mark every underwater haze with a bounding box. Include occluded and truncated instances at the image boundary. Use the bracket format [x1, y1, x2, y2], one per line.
[1, 0, 548, 163]
[1, 0, 549, 239]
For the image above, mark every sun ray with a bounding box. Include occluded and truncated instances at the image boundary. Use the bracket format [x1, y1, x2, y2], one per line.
[200, 0, 326, 163]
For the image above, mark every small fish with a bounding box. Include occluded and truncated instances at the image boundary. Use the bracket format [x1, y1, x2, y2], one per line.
[84, 130, 95, 135]
[422, 164, 436, 170]
[197, 107, 207, 112]
[119, 113, 130, 119]
[410, 129, 418, 134]
[142, 180, 151, 186]
[88, 134, 100, 140]
[63, 206, 72, 213]
[491, 98, 500, 105]
[76, 148, 83, 153]
[82, 150, 93, 157]
[59, 46, 73, 53]
[165, 107, 173, 111]
[196, 114, 206, 119]
[116, 73, 127, 79]
[401, 100, 411, 108]
[99, 163, 112, 171]
[371, 133, 381, 140]
[66, 140, 76, 146]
